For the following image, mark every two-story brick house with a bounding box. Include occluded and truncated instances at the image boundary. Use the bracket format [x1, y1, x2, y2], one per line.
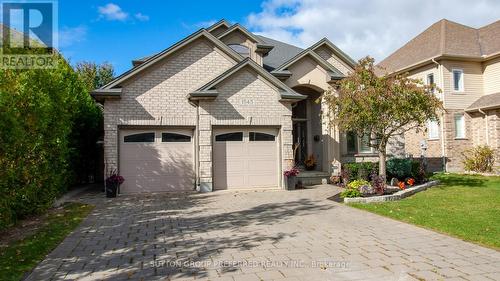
[378, 19, 500, 172]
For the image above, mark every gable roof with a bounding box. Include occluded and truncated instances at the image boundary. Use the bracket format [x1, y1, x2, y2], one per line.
[98, 29, 243, 90]
[271, 48, 345, 80]
[190, 57, 306, 101]
[465, 92, 500, 112]
[309, 38, 357, 68]
[378, 19, 500, 74]
[217, 23, 264, 44]
[206, 19, 231, 33]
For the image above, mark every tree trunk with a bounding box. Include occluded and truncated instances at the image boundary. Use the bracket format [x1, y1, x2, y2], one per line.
[378, 144, 387, 182]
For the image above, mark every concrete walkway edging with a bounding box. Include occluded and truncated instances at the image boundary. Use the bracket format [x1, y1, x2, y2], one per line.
[344, 180, 440, 204]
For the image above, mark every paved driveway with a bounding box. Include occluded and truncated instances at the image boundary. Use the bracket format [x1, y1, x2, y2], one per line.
[27, 186, 500, 281]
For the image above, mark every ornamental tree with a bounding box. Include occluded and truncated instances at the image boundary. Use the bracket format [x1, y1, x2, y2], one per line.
[323, 57, 443, 181]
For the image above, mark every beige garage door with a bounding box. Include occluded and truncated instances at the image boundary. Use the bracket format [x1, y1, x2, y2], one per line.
[119, 129, 194, 193]
[213, 128, 279, 190]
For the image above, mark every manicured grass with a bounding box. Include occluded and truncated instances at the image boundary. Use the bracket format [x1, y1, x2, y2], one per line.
[350, 173, 500, 249]
[0, 203, 94, 281]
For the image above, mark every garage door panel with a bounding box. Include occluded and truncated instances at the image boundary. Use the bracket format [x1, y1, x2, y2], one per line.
[119, 129, 194, 193]
[214, 128, 279, 190]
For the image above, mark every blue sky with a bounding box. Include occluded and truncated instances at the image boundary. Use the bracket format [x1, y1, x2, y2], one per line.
[58, 1, 262, 74]
[53, 0, 500, 75]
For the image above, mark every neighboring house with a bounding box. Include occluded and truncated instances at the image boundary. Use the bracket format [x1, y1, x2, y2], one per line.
[378, 19, 500, 172]
[92, 19, 392, 193]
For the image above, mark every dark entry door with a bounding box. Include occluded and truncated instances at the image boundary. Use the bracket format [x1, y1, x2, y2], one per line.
[292, 121, 307, 167]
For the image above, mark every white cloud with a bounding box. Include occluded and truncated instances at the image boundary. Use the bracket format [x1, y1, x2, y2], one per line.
[134, 13, 149, 21]
[98, 3, 128, 21]
[58, 25, 87, 48]
[246, 0, 500, 62]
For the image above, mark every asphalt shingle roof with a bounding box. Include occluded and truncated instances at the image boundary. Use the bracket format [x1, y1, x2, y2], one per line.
[466, 92, 500, 111]
[377, 19, 500, 74]
[257, 35, 304, 71]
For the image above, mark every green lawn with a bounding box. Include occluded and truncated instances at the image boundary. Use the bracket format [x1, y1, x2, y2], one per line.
[0, 203, 94, 281]
[350, 173, 500, 249]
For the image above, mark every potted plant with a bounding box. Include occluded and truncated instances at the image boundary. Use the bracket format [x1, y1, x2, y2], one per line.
[284, 167, 299, 190]
[304, 154, 317, 171]
[105, 170, 124, 198]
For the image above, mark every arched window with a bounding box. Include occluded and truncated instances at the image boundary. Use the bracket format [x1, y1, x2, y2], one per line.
[228, 44, 250, 57]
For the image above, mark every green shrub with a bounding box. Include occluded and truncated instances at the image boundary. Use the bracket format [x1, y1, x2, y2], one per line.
[462, 145, 495, 172]
[386, 158, 412, 179]
[340, 188, 362, 198]
[347, 179, 370, 189]
[343, 162, 378, 181]
[0, 53, 101, 230]
[411, 160, 427, 183]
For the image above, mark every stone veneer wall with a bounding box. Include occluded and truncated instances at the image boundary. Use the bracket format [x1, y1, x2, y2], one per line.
[198, 68, 293, 190]
[103, 38, 235, 175]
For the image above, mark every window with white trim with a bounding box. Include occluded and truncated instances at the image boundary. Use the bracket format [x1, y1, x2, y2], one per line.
[427, 73, 434, 85]
[427, 119, 439, 139]
[452, 69, 464, 92]
[454, 114, 465, 138]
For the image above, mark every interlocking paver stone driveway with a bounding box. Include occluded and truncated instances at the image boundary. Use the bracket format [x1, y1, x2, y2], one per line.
[26, 186, 500, 281]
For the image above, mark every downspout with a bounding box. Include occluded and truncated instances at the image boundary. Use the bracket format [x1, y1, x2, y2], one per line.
[478, 108, 489, 145]
[432, 58, 447, 172]
[189, 99, 200, 190]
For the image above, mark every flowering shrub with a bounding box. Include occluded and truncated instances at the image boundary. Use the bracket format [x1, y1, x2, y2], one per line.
[398, 181, 406, 190]
[347, 179, 370, 189]
[340, 188, 362, 198]
[370, 172, 386, 195]
[407, 178, 415, 186]
[106, 174, 124, 185]
[462, 145, 495, 172]
[284, 167, 300, 177]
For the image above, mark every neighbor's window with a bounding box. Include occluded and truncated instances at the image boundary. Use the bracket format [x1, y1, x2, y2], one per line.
[454, 114, 465, 138]
[228, 44, 250, 57]
[215, 132, 243, 142]
[427, 119, 439, 139]
[162, 133, 191, 142]
[124, 132, 155, 143]
[452, 69, 464, 92]
[359, 133, 372, 153]
[346, 132, 357, 154]
[427, 73, 434, 85]
[249, 132, 275, 141]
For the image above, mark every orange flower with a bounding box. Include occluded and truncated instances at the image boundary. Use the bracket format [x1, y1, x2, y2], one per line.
[398, 181, 406, 190]
[407, 178, 415, 186]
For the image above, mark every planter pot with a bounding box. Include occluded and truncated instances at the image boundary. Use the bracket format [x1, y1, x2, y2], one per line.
[285, 176, 297, 190]
[106, 183, 119, 198]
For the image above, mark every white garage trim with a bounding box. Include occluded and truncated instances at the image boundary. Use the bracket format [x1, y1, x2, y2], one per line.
[213, 127, 281, 190]
[118, 128, 195, 193]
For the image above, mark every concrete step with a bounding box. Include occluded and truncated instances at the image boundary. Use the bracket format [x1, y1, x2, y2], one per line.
[296, 171, 330, 186]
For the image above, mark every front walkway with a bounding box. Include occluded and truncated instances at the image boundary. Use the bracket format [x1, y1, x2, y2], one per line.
[27, 186, 500, 281]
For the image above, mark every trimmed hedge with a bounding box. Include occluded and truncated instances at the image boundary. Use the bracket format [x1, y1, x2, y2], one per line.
[343, 159, 426, 183]
[0, 54, 101, 230]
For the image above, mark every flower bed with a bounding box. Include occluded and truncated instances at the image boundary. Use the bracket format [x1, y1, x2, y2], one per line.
[343, 180, 439, 203]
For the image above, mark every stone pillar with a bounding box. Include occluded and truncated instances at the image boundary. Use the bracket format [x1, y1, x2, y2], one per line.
[198, 103, 213, 192]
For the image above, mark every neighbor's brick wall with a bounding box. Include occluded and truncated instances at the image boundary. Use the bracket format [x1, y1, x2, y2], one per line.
[404, 124, 444, 172]
[199, 67, 293, 188]
[103, 37, 235, 174]
[443, 109, 473, 172]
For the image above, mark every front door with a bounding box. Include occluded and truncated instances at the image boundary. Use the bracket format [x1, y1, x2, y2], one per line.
[292, 121, 307, 167]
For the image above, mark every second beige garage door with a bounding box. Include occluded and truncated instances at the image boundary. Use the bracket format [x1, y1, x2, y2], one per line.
[213, 128, 279, 190]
